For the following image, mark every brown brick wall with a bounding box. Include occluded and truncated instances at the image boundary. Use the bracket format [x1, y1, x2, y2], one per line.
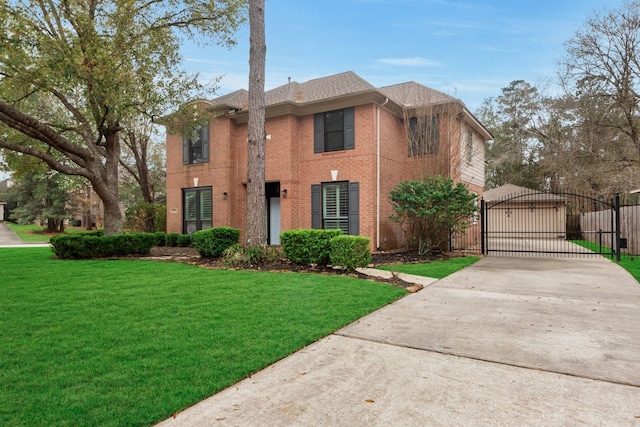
[165, 102, 482, 251]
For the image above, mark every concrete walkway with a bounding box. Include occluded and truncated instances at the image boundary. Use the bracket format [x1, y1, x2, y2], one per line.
[157, 256, 640, 426]
[0, 221, 49, 247]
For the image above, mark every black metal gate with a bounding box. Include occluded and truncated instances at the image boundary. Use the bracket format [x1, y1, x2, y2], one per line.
[480, 189, 624, 260]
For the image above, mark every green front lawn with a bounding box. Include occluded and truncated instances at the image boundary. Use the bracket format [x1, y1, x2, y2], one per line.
[379, 256, 481, 279]
[0, 247, 406, 426]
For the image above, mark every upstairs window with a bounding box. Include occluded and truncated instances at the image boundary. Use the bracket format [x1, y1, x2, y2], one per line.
[314, 107, 355, 153]
[183, 122, 210, 164]
[408, 115, 439, 156]
[465, 128, 473, 163]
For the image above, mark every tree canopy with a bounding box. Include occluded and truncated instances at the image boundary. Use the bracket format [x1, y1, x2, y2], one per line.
[0, 0, 247, 234]
[478, 2, 640, 198]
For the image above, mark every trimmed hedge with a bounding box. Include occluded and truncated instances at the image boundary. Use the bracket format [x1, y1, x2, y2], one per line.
[165, 233, 181, 247]
[329, 235, 371, 272]
[280, 229, 342, 266]
[176, 234, 192, 247]
[152, 232, 167, 247]
[191, 227, 240, 258]
[50, 233, 155, 259]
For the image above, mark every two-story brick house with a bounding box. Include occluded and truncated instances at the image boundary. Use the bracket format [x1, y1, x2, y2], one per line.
[164, 71, 491, 250]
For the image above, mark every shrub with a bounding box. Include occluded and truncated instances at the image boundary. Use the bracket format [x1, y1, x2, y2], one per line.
[77, 229, 104, 237]
[165, 233, 180, 247]
[390, 176, 477, 255]
[50, 233, 154, 259]
[280, 229, 342, 265]
[152, 232, 167, 247]
[176, 234, 192, 247]
[191, 227, 240, 258]
[221, 244, 280, 267]
[329, 235, 371, 272]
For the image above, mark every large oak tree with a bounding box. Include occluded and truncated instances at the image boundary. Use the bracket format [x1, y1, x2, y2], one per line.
[0, 0, 246, 234]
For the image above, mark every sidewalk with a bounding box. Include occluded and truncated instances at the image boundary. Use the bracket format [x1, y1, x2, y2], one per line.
[0, 221, 50, 247]
[156, 256, 640, 426]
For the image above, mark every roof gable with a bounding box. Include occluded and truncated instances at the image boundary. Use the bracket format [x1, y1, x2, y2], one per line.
[379, 81, 457, 108]
[202, 71, 491, 140]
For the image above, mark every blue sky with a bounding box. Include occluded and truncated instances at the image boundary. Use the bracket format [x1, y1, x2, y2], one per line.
[0, 0, 619, 181]
[181, 0, 617, 112]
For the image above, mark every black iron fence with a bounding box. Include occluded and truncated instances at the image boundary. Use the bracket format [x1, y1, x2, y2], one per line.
[475, 190, 639, 260]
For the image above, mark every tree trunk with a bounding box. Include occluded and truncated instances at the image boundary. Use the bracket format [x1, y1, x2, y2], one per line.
[245, 0, 267, 247]
[97, 131, 123, 235]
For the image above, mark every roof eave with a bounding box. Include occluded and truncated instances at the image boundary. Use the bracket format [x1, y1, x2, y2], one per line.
[229, 89, 390, 123]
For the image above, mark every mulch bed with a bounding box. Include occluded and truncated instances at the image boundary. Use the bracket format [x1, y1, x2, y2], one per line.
[143, 247, 446, 292]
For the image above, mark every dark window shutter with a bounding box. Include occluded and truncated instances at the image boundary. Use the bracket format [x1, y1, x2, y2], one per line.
[344, 107, 355, 150]
[314, 113, 324, 153]
[311, 184, 322, 229]
[201, 122, 210, 162]
[348, 182, 359, 235]
[182, 135, 189, 165]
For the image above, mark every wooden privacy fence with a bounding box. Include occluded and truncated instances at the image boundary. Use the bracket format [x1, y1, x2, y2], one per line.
[579, 204, 640, 256]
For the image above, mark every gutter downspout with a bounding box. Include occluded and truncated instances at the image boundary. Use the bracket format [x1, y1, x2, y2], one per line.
[376, 97, 389, 250]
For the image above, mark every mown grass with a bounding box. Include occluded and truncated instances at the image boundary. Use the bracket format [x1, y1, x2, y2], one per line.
[0, 247, 406, 426]
[571, 239, 640, 283]
[378, 256, 481, 279]
[4, 223, 86, 242]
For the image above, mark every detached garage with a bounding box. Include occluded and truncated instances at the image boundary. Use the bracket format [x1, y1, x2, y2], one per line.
[483, 184, 567, 239]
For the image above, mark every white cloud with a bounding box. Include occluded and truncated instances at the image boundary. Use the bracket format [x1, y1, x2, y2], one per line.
[377, 57, 442, 67]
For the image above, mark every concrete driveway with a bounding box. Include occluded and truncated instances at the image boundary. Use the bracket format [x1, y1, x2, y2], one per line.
[486, 237, 597, 257]
[157, 256, 640, 426]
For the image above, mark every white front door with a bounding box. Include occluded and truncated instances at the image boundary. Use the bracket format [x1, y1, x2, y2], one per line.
[269, 197, 281, 245]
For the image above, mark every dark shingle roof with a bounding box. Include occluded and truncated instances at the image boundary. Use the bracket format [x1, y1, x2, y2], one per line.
[211, 89, 249, 109]
[209, 71, 455, 110]
[379, 81, 458, 108]
[279, 71, 375, 104]
[209, 72, 376, 109]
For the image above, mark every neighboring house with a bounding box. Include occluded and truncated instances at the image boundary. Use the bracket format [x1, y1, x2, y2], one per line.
[164, 71, 491, 250]
[0, 179, 14, 221]
[483, 184, 567, 239]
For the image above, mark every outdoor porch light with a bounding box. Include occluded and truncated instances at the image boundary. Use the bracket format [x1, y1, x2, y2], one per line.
[222, 192, 228, 200]
[282, 189, 287, 198]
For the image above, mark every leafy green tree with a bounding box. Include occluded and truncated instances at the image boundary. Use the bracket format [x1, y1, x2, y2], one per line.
[120, 120, 166, 205]
[7, 172, 71, 232]
[0, 0, 247, 235]
[476, 80, 546, 189]
[390, 176, 477, 255]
